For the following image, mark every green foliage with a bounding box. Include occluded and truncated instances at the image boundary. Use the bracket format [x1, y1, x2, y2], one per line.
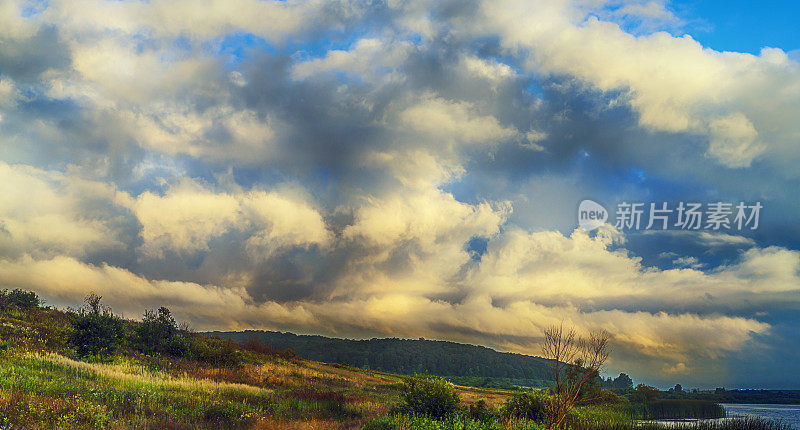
[501, 391, 550, 422]
[0, 353, 265, 429]
[188, 336, 243, 367]
[603, 373, 634, 390]
[69, 294, 125, 358]
[363, 412, 531, 430]
[364, 410, 790, 430]
[210, 330, 554, 384]
[581, 389, 629, 406]
[469, 400, 498, 423]
[0, 290, 752, 430]
[625, 399, 726, 420]
[630, 384, 661, 403]
[0, 289, 40, 311]
[447, 376, 550, 390]
[133, 307, 189, 357]
[561, 405, 630, 430]
[241, 337, 298, 359]
[396, 376, 461, 419]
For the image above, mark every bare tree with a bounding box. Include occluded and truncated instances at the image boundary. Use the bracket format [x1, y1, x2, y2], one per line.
[542, 323, 611, 429]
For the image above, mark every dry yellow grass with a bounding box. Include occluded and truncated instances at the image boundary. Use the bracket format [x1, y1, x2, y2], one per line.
[31, 352, 270, 395]
[252, 418, 365, 430]
[457, 384, 515, 408]
[250, 357, 399, 390]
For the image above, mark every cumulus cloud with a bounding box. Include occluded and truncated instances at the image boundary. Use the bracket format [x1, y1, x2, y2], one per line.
[399, 94, 519, 147]
[42, 0, 341, 41]
[134, 179, 330, 258]
[475, 0, 800, 170]
[0, 162, 131, 258]
[1, 0, 798, 387]
[292, 38, 414, 83]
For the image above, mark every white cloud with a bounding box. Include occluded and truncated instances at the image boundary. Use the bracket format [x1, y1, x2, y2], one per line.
[0, 162, 129, 258]
[458, 55, 517, 85]
[707, 113, 764, 168]
[0, 249, 770, 377]
[466, 227, 799, 308]
[44, 0, 325, 41]
[134, 179, 241, 256]
[133, 179, 330, 258]
[673, 256, 702, 269]
[0, 78, 18, 109]
[0, 254, 315, 328]
[0, 0, 37, 39]
[1, 0, 798, 386]
[475, 0, 800, 170]
[292, 38, 413, 83]
[240, 189, 332, 260]
[399, 94, 519, 147]
[714, 247, 800, 293]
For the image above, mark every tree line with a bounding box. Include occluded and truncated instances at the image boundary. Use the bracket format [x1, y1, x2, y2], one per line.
[209, 330, 555, 385]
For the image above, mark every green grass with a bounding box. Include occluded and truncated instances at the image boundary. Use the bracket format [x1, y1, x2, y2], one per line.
[363, 413, 544, 430]
[0, 294, 791, 429]
[561, 406, 632, 429]
[362, 413, 791, 430]
[624, 400, 727, 420]
[0, 303, 403, 428]
[0, 352, 270, 428]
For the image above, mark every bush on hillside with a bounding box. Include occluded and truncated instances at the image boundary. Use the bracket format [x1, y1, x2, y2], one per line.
[190, 336, 243, 367]
[581, 389, 629, 406]
[0, 289, 40, 311]
[468, 399, 497, 423]
[630, 384, 661, 403]
[396, 376, 461, 419]
[70, 294, 125, 357]
[133, 307, 189, 357]
[242, 337, 298, 359]
[501, 391, 550, 422]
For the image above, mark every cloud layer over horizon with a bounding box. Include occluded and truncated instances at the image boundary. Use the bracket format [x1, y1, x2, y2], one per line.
[0, 0, 798, 388]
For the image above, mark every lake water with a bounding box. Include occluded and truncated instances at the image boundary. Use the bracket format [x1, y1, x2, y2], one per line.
[723, 404, 800, 429]
[639, 404, 800, 429]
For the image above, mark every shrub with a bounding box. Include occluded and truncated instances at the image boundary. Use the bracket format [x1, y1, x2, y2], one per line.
[396, 376, 461, 419]
[581, 389, 629, 406]
[562, 405, 630, 430]
[189, 336, 243, 367]
[468, 399, 497, 423]
[630, 384, 661, 403]
[0, 289, 40, 311]
[242, 337, 298, 359]
[364, 413, 503, 430]
[70, 294, 125, 357]
[133, 307, 189, 357]
[501, 390, 550, 422]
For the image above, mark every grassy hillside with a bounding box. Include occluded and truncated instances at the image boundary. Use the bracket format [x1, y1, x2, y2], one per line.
[0, 292, 517, 428]
[1, 290, 783, 430]
[207, 330, 554, 388]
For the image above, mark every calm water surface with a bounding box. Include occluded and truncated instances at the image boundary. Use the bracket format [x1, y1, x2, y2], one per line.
[722, 404, 800, 429]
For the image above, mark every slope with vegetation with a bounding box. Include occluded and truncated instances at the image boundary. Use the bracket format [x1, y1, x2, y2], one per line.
[207, 330, 554, 388]
[1, 289, 407, 428]
[0, 288, 786, 430]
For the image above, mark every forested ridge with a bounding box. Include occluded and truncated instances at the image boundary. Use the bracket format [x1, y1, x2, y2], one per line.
[207, 330, 554, 387]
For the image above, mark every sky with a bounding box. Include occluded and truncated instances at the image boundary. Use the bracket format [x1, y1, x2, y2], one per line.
[0, 0, 798, 389]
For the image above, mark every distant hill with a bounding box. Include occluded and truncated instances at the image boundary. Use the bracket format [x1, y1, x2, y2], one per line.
[205, 330, 555, 388]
